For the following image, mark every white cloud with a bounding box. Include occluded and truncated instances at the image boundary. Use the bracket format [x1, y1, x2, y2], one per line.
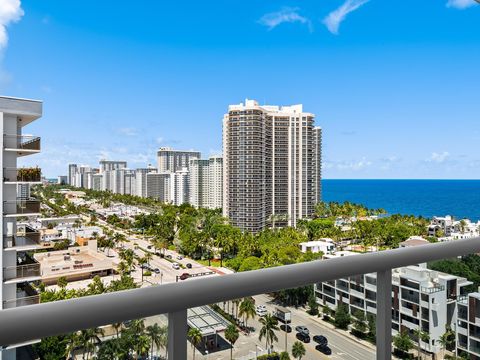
[446, 0, 478, 9]
[118, 127, 138, 136]
[258, 7, 312, 31]
[0, 0, 24, 51]
[324, 157, 372, 171]
[323, 0, 369, 35]
[426, 151, 450, 163]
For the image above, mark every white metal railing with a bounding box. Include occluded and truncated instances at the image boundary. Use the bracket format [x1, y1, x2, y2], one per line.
[0, 237, 480, 359]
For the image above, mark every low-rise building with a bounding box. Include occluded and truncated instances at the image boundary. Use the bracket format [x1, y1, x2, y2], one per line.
[315, 252, 472, 357]
[299, 239, 336, 254]
[33, 241, 114, 285]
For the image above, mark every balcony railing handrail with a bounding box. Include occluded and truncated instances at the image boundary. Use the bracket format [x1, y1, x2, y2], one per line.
[0, 237, 480, 352]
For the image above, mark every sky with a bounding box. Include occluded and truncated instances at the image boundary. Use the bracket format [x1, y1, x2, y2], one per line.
[0, 0, 479, 179]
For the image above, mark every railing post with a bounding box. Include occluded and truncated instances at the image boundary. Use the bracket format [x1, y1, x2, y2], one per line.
[168, 309, 188, 360]
[376, 269, 392, 360]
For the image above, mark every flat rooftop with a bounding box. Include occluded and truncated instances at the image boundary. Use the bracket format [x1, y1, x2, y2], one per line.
[34, 246, 114, 282]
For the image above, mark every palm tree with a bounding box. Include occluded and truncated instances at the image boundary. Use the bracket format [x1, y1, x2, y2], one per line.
[112, 323, 123, 339]
[292, 341, 306, 360]
[138, 257, 147, 282]
[232, 298, 242, 320]
[188, 327, 203, 360]
[259, 314, 279, 352]
[238, 297, 256, 329]
[413, 329, 430, 359]
[224, 324, 239, 360]
[144, 251, 153, 266]
[65, 332, 79, 359]
[146, 323, 167, 359]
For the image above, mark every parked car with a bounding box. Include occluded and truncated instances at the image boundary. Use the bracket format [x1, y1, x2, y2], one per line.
[256, 305, 267, 317]
[280, 324, 292, 333]
[179, 273, 190, 280]
[186, 263, 192, 269]
[296, 332, 310, 343]
[153, 268, 161, 274]
[315, 344, 332, 355]
[177, 255, 183, 260]
[166, 254, 172, 259]
[172, 263, 180, 270]
[147, 245, 152, 249]
[295, 326, 309, 335]
[313, 335, 328, 346]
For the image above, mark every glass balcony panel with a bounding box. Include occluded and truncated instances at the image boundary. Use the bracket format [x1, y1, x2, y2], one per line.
[3, 135, 41, 151]
[3, 167, 42, 182]
[3, 199, 41, 215]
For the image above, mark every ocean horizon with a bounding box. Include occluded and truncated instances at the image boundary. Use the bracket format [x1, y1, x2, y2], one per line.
[322, 179, 480, 222]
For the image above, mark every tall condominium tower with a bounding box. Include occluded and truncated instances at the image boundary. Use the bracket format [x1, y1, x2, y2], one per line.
[1, 96, 43, 359]
[68, 163, 77, 185]
[157, 147, 200, 173]
[99, 160, 127, 173]
[223, 99, 322, 233]
[189, 156, 223, 209]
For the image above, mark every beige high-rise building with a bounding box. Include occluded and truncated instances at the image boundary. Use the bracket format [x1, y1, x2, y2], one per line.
[223, 99, 321, 233]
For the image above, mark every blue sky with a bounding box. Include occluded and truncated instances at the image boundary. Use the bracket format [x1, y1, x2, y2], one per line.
[0, 0, 479, 179]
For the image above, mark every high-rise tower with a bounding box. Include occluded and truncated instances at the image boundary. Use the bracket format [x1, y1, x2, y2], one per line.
[223, 99, 321, 232]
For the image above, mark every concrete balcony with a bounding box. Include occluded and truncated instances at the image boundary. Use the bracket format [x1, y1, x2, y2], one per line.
[3, 199, 41, 217]
[3, 167, 42, 183]
[3, 256, 41, 284]
[2, 283, 40, 309]
[3, 228, 44, 252]
[3, 134, 41, 157]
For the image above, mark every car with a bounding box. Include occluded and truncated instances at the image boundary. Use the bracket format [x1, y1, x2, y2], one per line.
[295, 326, 309, 335]
[153, 268, 161, 274]
[280, 324, 292, 333]
[256, 305, 267, 316]
[166, 254, 172, 259]
[172, 263, 180, 270]
[313, 335, 328, 346]
[186, 263, 192, 269]
[147, 245, 152, 249]
[315, 344, 332, 355]
[296, 332, 310, 343]
[179, 273, 190, 280]
[177, 255, 183, 260]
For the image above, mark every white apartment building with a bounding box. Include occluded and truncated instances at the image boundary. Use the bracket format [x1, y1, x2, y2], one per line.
[134, 167, 156, 198]
[57, 175, 67, 185]
[92, 173, 102, 191]
[68, 163, 77, 186]
[456, 293, 480, 359]
[223, 99, 322, 232]
[99, 160, 127, 173]
[171, 168, 189, 206]
[157, 147, 200, 173]
[1, 96, 44, 360]
[315, 251, 472, 357]
[189, 156, 223, 209]
[146, 173, 171, 201]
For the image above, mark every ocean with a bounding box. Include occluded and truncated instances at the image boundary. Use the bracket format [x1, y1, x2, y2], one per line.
[322, 179, 480, 221]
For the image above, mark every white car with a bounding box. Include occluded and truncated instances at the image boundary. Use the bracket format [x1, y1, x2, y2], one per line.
[172, 263, 180, 270]
[256, 305, 267, 317]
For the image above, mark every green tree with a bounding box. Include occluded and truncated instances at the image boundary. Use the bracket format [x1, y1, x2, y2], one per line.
[188, 327, 203, 360]
[280, 352, 291, 360]
[259, 314, 279, 351]
[292, 341, 306, 360]
[413, 329, 430, 360]
[393, 330, 414, 356]
[352, 311, 367, 336]
[57, 276, 68, 289]
[333, 303, 351, 330]
[308, 294, 319, 316]
[238, 297, 256, 329]
[224, 324, 239, 360]
[146, 323, 167, 359]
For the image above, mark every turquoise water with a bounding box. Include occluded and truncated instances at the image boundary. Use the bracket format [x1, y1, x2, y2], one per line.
[322, 179, 480, 221]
